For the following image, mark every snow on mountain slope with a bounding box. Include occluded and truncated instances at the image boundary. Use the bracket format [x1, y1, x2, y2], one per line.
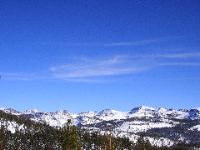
[0, 119, 24, 133]
[115, 120, 175, 133]
[1, 106, 200, 127]
[77, 111, 98, 125]
[26, 111, 77, 127]
[128, 106, 156, 118]
[79, 111, 97, 118]
[0, 108, 22, 115]
[1, 106, 200, 147]
[189, 125, 200, 131]
[157, 108, 189, 119]
[188, 109, 200, 120]
[24, 108, 39, 114]
[96, 109, 127, 121]
[146, 137, 174, 147]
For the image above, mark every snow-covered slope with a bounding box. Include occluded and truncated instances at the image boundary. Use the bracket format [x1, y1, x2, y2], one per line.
[1, 106, 200, 127]
[189, 125, 200, 131]
[0, 107, 22, 115]
[128, 106, 156, 118]
[1, 106, 200, 147]
[97, 109, 127, 121]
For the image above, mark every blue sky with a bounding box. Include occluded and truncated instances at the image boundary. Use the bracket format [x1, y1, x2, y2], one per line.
[0, 0, 200, 112]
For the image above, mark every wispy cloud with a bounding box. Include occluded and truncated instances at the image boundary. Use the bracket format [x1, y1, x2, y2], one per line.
[41, 36, 180, 47]
[50, 55, 154, 80]
[50, 51, 200, 82]
[1, 51, 200, 82]
[103, 37, 173, 47]
[156, 52, 200, 59]
[148, 52, 200, 66]
[128, 52, 200, 59]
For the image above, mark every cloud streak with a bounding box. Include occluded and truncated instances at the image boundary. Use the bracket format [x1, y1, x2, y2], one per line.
[42, 36, 180, 47]
[156, 52, 200, 59]
[50, 55, 154, 80]
[49, 51, 200, 82]
[1, 52, 200, 82]
[127, 52, 200, 59]
[103, 37, 173, 47]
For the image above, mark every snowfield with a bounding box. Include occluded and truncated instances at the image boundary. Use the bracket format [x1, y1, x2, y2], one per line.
[115, 121, 174, 133]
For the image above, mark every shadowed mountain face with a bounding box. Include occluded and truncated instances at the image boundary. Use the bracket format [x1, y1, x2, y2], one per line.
[1, 106, 200, 147]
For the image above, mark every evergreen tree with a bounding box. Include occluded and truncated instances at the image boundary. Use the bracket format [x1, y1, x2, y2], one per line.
[62, 119, 81, 150]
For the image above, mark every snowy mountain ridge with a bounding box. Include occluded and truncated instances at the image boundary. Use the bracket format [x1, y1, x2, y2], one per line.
[0, 105, 199, 127]
[1, 106, 200, 147]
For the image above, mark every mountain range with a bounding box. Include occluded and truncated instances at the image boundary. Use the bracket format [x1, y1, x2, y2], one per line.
[1, 106, 200, 147]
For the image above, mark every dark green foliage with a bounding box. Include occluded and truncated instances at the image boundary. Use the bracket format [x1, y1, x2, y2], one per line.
[0, 110, 62, 149]
[61, 119, 81, 150]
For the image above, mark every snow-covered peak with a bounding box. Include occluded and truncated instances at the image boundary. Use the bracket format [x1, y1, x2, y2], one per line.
[0, 107, 5, 110]
[157, 107, 168, 113]
[190, 108, 200, 112]
[24, 108, 39, 114]
[98, 109, 116, 115]
[188, 108, 200, 119]
[139, 105, 155, 111]
[129, 106, 155, 114]
[97, 109, 127, 120]
[0, 108, 22, 115]
[1, 106, 200, 148]
[55, 110, 69, 114]
[1, 106, 200, 128]
[128, 106, 156, 118]
[79, 111, 97, 117]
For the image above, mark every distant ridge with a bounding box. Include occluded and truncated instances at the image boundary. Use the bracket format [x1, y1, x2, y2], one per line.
[0, 106, 200, 147]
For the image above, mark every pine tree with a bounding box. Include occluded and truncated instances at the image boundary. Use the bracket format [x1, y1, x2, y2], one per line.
[62, 119, 81, 150]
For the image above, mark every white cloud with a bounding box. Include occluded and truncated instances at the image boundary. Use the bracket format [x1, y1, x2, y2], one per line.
[103, 37, 181, 47]
[50, 55, 153, 80]
[1, 51, 199, 82]
[43, 37, 180, 47]
[156, 52, 200, 59]
[50, 52, 200, 81]
[103, 39, 164, 47]
[127, 52, 200, 59]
